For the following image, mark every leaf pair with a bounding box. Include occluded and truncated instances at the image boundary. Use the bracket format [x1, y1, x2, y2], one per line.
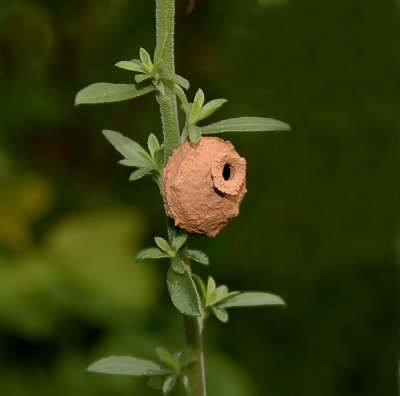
[193, 276, 285, 323]
[103, 130, 163, 186]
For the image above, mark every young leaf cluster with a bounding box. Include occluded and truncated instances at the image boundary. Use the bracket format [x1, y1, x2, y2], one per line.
[175, 86, 227, 144]
[87, 346, 195, 395]
[136, 231, 209, 275]
[103, 130, 163, 187]
[116, 33, 189, 98]
[75, 34, 188, 106]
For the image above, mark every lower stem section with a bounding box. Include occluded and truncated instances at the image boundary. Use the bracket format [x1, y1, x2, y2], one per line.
[184, 316, 207, 396]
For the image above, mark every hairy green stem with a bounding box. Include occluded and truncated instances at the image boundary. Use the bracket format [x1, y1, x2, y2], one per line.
[183, 315, 207, 396]
[155, 0, 181, 162]
[155, 1, 207, 395]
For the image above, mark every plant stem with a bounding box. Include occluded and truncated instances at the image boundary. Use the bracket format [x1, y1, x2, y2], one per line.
[155, 0, 181, 162]
[183, 315, 207, 396]
[155, 1, 207, 395]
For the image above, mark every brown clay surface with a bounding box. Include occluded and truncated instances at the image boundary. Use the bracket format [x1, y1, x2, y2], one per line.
[162, 137, 247, 237]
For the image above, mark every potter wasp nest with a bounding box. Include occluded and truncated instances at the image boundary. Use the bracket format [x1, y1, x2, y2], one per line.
[162, 137, 247, 237]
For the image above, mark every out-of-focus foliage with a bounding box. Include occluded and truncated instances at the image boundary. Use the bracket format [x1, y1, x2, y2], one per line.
[0, 0, 398, 395]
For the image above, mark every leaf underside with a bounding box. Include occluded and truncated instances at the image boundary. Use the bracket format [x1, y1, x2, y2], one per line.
[87, 356, 170, 377]
[75, 83, 154, 105]
[200, 117, 291, 134]
[219, 292, 285, 309]
[167, 268, 202, 317]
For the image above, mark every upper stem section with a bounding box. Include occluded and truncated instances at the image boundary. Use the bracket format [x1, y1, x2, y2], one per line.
[155, 0, 181, 163]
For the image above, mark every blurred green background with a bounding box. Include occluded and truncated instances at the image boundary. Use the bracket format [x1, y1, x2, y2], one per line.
[0, 0, 399, 395]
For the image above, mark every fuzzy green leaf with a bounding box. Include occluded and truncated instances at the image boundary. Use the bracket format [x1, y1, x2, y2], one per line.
[207, 277, 216, 294]
[185, 249, 209, 266]
[135, 74, 152, 84]
[162, 375, 177, 394]
[189, 89, 204, 124]
[167, 268, 202, 316]
[153, 147, 164, 171]
[138, 151, 156, 167]
[171, 257, 185, 274]
[188, 124, 201, 144]
[130, 168, 152, 181]
[155, 348, 179, 372]
[171, 231, 188, 252]
[87, 356, 170, 377]
[175, 85, 189, 117]
[155, 237, 174, 256]
[103, 130, 151, 167]
[214, 285, 229, 303]
[136, 247, 170, 261]
[211, 306, 229, 323]
[139, 48, 153, 68]
[160, 72, 190, 90]
[115, 60, 146, 73]
[196, 99, 227, 123]
[119, 159, 150, 168]
[147, 133, 160, 158]
[154, 33, 168, 65]
[75, 83, 154, 105]
[200, 117, 291, 134]
[192, 274, 207, 302]
[219, 292, 285, 309]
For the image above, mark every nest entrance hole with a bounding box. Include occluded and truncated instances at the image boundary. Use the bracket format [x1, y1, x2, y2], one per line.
[223, 164, 232, 181]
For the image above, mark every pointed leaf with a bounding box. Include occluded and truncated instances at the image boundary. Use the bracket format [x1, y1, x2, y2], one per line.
[154, 33, 168, 65]
[87, 356, 170, 377]
[193, 88, 205, 108]
[130, 168, 152, 181]
[171, 230, 188, 251]
[136, 247, 170, 261]
[192, 274, 207, 302]
[135, 74, 152, 84]
[155, 348, 179, 372]
[175, 85, 189, 117]
[162, 375, 177, 394]
[153, 147, 164, 171]
[211, 306, 229, 323]
[103, 130, 151, 167]
[185, 249, 209, 266]
[196, 99, 228, 122]
[147, 133, 160, 158]
[188, 124, 201, 144]
[214, 285, 229, 303]
[119, 159, 149, 167]
[167, 268, 202, 316]
[139, 47, 153, 68]
[207, 277, 216, 294]
[219, 292, 285, 309]
[189, 89, 204, 124]
[75, 83, 154, 105]
[206, 277, 217, 307]
[200, 117, 291, 134]
[155, 237, 174, 256]
[160, 72, 190, 90]
[138, 151, 156, 167]
[115, 60, 146, 73]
